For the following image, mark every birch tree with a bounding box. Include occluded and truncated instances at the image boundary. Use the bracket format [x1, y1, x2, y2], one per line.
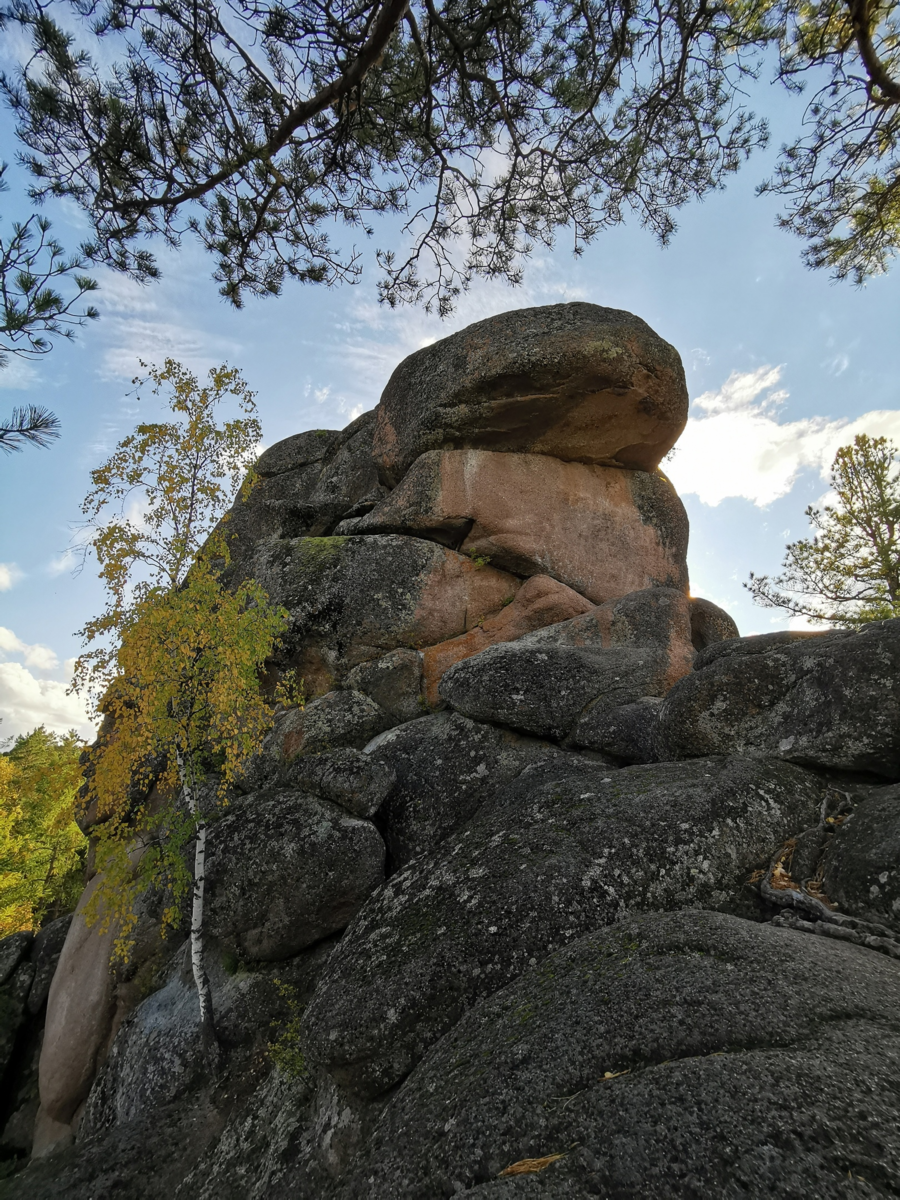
[74, 358, 287, 1050]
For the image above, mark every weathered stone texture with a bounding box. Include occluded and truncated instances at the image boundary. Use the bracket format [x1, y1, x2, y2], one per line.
[658, 619, 900, 776]
[302, 755, 825, 1099]
[205, 790, 385, 961]
[355, 449, 690, 602]
[372, 303, 688, 485]
[366, 711, 569, 870]
[823, 783, 900, 926]
[335, 909, 900, 1199]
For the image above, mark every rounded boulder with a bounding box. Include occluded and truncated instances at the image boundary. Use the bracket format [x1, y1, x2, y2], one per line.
[372, 302, 688, 485]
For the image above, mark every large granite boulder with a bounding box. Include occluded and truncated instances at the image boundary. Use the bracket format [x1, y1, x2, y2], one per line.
[690, 595, 739, 651]
[301, 755, 826, 1099]
[205, 790, 385, 961]
[658, 620, 900, 778]
[34, 875, 120, 1152]
[507, 585, 696, 690]
[436, 586, 698, 739]
[372, 303, 688, 485]
[335, 908, 900, 1198]
[245, 534, 521, 695]
[439, 641, 674, 740]
[354, 449, 689, 603]
[279, 747, 396, 819]
[365, 711, 571, 870]
[421, 574, 594, 706]
[823, 783, 900, 927]
[261, 690, 392, 762]
[344, 649, 425, 725]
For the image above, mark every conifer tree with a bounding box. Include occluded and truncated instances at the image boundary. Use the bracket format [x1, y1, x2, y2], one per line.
[748, 433, 900, 627]
[2, 0, 898, 309]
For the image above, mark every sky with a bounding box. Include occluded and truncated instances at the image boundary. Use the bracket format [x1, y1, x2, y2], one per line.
[1, 58, 899, 742]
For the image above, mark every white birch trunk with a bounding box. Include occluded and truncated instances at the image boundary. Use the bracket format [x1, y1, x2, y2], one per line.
[175, 745, 217, 1052]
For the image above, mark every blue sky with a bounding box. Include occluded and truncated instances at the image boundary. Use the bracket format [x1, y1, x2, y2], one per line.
[1, 63, 899, 741]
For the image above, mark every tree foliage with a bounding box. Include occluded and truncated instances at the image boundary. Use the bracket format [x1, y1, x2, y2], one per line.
[747, 433, 900, 626]
[0, 403, 61, 454]
[1, 0, 898, 312]
[0, 163, 98, 368]
[0, 726, 87, 938]
[74, 359, 287, 1041]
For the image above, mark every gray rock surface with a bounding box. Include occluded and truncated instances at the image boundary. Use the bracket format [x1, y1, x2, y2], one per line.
[658, 620, 900, 777]
[255, 428, 339, 477]
[823, 783, 900, 927]
[365, 712, 570, 869]
[279, 747, 396, 819]
[174, 1068, 315, 1200]
[690, 595, 740, 650]
[264, 690, 392, 761]
[27, 915, 74, 1016]
[439, 642, 673, 739]
[0, 932, 33, 987]
[336, 909, 900, 1199]
[300, 410, 387, 536]
[205, 790, 385, 960]
[372, 303, 688, 485]
[344, 649, 425, 724]
[570, 696, 662, 762]
[301, 755, 826, 1099]
[219, 413, 385, 580]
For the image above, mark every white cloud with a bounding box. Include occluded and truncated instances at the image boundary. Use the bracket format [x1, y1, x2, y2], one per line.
[666, 365, 900, 507]
[98, 318, 241, 382]
[0, 563, 23, 591]
[0, 357, 40, 390]
[0, 662, 95, 740]
[0, 626, 60, 670]
[93, 268, 159, 316]
[0, 628, 94, 740]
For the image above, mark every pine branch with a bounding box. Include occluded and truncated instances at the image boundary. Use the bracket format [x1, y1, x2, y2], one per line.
[0, 404, 61, 454]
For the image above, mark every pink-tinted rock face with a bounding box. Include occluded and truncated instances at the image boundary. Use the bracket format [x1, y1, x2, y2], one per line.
[246, 534, 522, 696]
[355, 449, 689, 604]
[421, 574, 595, 705]
[372, 302, 688, 486]
[37, 876, 117, 1135]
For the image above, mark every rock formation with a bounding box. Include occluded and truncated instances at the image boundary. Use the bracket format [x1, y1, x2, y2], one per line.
[2, 302, 900, 1198]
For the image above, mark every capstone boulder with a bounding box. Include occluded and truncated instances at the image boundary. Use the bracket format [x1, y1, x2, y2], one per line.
[372, 303, 688, 485]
